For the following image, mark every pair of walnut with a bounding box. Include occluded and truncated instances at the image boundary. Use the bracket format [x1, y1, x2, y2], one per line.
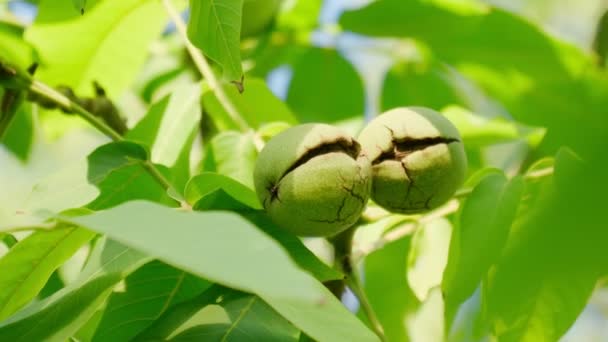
[254, 107, 467, 237]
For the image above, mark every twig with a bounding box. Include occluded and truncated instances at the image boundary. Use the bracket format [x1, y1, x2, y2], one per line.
[160, 0, 249, 132]
[346, 272, 386, 341]
[330, 227, 386, 341]
[0, 62, 173, 191]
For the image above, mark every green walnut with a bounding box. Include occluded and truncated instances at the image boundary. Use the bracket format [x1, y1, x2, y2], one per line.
[254, 124, 372, 237]
[241, 0, 282, 38]
[358, 107, 467, 214]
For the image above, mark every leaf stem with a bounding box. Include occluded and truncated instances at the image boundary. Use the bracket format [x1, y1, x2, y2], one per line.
[160, 0, 249, 132]
[330, 226, 386, 341]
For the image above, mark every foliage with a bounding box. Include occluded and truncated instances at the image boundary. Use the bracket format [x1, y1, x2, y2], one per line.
[0, 0, 607, 341]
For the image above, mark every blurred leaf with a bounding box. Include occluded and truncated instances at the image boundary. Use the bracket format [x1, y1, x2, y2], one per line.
[277, 0, 322, 30]
[202, 78, 298, 131]
[287, 48, 365, 123]
[141, 287, 299, 341]
[0, 238, 150, 341]
[382, 60, 467, 111]
[1, 100, 33, 162]
[86, 141, 174, 210]
[364, 235, 420, 342]
[26, 0, 167, 97]
[340, 0, 605, 153]
[461, 167, 502, 189]
[0, 158, 99, 231]
[67, 201, 379, 341]
[407, 287, 445, 342]
[442, 173, 524, 322]
[0, 226, 95, 320]
[92, 261, 210, 342]
[407, 218, 451, 302]
[0, 21, 36, 69]
[593, 10, 608, 67]
[72, 0, 87, 14]
[257, 121, 291, 141]
[202, 131, 257, 189]
[241, 0, 282, 37]
[483, 148, 604, 342]
[442, 106, 543, 148]
[340, 0, 582, 83]
[188, 0, 243, 82]
[185, 172, 261, 209]
[35, 0, 101, 22]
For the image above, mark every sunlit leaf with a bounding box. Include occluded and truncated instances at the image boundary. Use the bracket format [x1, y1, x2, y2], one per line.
[201, 131, 257, 189]
[26, 0, 167, 97]
[188, 0, 244, 82]
[201, 78, 298, 131]
[407, 218, 451, 302]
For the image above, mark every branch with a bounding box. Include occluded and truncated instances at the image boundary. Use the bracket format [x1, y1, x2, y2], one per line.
[0, 61, 173, 191]
[160, 0, 249, 132]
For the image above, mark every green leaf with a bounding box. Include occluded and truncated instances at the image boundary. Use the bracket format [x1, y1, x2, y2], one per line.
[86, 141, 174, 210]
[72, 0, 87, 14]
[141, 287, 299, 341]
[0, 238, 150, 341]
[1, 101, 33, 162]
[340, 0, 582, 82]
[408, 288, 445, 342]
[188, 0, 244, 82]
[0, 226, 95, 320]
[128, 82, 201, 168]
[593, 10, 608, 67]
[407, 218, 452, 302]
[127, 82, 201, 192]
[482, 148, 604, 342]
[287, 48, 365, 123]
[185, 172, 261, 209]
[201, 131, 257, 189]
[0, 22, 36, 70]
[26, 0, 167, 97]
[244, 212, 343, 283]
[340, 0, 603, 153]
[201, 78, 298, 131]
[364, 235, 420, 342]
[0, 158, 99, 231]
[66, 201, 379, 342]
[92, 261, 210, 342]
[277, 0, 323, 31]
[442, 106, 543, 148]
[257, 121, 291, 142]
[442, 173, 524, 319]
[381, 60, 467, 111]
